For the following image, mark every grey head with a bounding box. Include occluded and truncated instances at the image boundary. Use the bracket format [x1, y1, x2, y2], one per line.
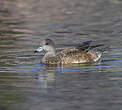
[34, 39, 56, 58]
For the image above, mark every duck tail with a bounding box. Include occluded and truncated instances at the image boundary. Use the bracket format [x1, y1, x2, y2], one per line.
[92, 44, 110, 53]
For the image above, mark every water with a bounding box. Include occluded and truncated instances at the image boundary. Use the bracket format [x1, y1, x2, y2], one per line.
[0, 0, 122, 110]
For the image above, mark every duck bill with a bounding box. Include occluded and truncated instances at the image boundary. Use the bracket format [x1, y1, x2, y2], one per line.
[34, 47, 43, 53]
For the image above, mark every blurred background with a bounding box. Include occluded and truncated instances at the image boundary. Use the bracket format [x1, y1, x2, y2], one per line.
[0, 0, 122, 110]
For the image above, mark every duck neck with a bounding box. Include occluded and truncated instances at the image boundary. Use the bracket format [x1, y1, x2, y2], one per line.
[46, 51, 56, 57]
[43, 50, 56, 60]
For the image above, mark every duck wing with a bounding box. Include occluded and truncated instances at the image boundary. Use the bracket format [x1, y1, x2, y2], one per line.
[76, 40, 92, 51]
[76, 40, 109, 52]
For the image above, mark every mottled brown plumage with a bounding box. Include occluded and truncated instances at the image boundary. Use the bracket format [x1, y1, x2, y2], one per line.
[42, 48, 100, 64]
[35, 39, 108, 65]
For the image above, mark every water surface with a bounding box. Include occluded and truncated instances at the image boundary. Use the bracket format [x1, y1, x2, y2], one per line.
[0, 0, 122, 110]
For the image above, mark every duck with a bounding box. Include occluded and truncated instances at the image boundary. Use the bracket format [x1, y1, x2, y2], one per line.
[34, 39, 108, 65]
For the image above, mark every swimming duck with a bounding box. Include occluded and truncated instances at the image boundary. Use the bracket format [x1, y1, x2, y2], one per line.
[34, 39, 108, 65]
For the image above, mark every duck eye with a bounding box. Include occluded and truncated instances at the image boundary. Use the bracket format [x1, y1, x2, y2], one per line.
[45, 43, 48, 45]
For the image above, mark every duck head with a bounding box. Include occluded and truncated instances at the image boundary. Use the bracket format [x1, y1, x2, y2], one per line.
[34, 39, 56, 57]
